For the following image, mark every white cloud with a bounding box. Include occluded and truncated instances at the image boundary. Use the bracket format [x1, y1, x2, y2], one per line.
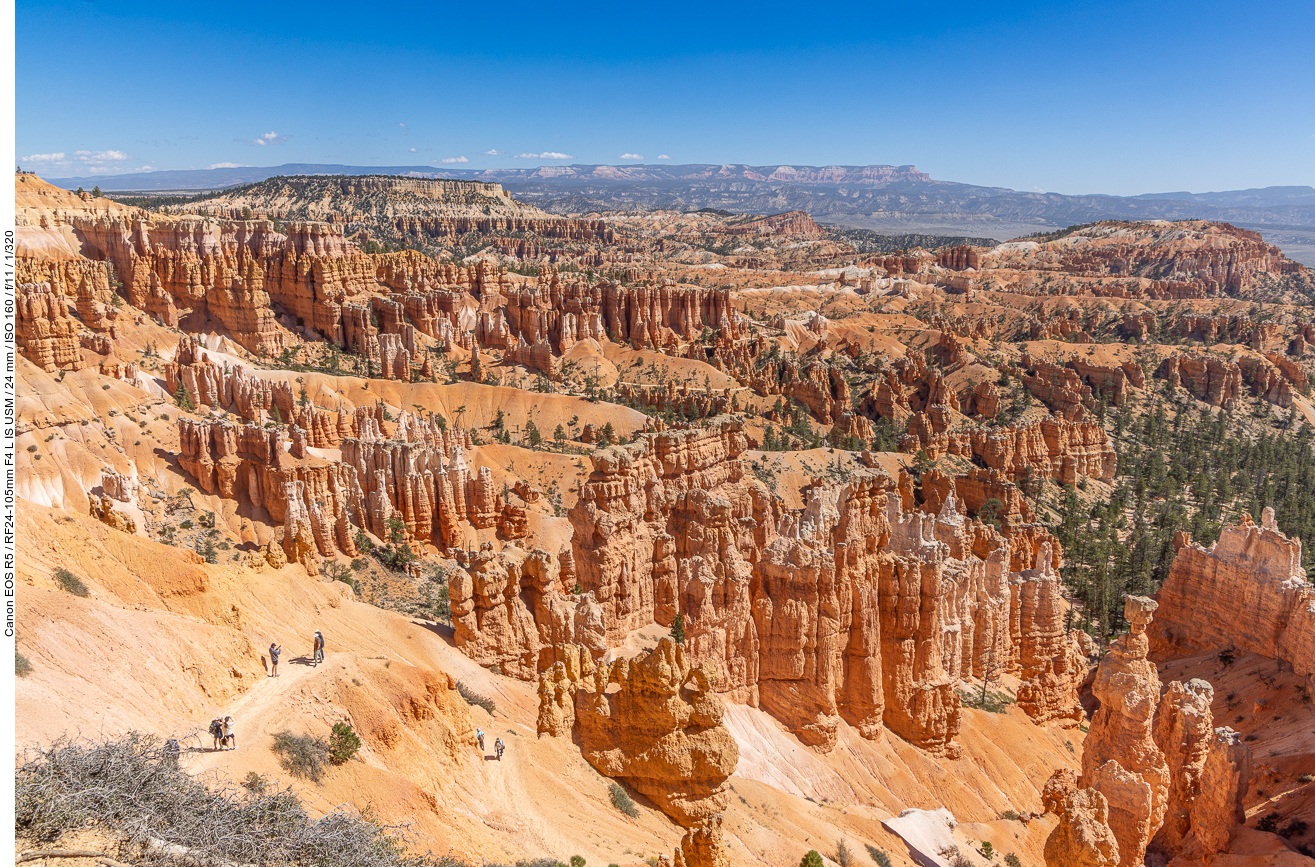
[246, 131, 288, 146]
[657, 154, 671, 159]
[515, 151, 573, 160]
[620, 153, 644, 160]
[440, 156, 469, 164]
[409, 147, 418, 152]
[22, 152, 66, 162]
[482, 149, 506, 155]
[74, 149, 131, 162]
[208, 162, 248, 169]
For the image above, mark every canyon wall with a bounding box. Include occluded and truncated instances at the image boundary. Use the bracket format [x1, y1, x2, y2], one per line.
[451, 418, 1086, 759]
[1148, 510, 1314, 681]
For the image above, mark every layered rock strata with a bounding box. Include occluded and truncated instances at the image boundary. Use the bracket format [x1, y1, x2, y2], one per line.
[1148, 512, 1313, 681]
[454, 418, 1085, 758]
[176, 408, 511, 571]
[537, 639, 736, 867]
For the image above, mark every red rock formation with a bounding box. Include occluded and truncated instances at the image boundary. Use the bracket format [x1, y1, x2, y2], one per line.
[907, 417, 1116, 485]
[1067, 358, 1145, 406]
[446, 419, 1085, 759]
[537, 639, 736, 867]
[937, 245, 981, 271]
[1043, 769, 1121, 867]
[1155, 354, 1242, 408]
[1082, 595, 1170, 867]
[1148, 680, 1218, 859]
[722, 210, 823, 239]
[17, 257, 118, 334]
[100, 470, 138, 503]
[1173, 727, 1251, 863]
[481, 272, 739, 363]
[17, 282, 85, 372]
[1015, 545, 1085, 726]
[89, 494, 136, 534]
[1021, 356, 1093, 420]
[1148, 513, 1314, 682]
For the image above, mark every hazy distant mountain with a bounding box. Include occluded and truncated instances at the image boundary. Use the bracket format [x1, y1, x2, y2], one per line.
[45, 162, 1315, 264]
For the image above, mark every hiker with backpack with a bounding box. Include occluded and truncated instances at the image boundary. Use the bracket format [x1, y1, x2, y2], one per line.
[312, 631, 324, 666]
[269, 642, 282, 677]
[494, 737, 505, 761]
[209, 718, 224, 751]
[476, 728, 485, 752]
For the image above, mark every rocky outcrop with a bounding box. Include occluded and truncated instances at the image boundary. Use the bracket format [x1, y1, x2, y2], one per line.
[481, 272, 739, 362]
[1155, 354, 1242, 408]
[1081, 595, 1170, 867]
[1043, 769, 1121, 867]
[1148, 512, 1314, 681]
[1173, 727, 1250, 862]
[449, 543, 605, 679]
[538, 639, 736, 867]
[181, 174, 614, 247]
[985, 221, 1308, 298]
[1015, 547, 1085, 726]
[907, 416, 1116, 485]
[89, 494, 136, 533]
[1237, 352, 1309, 407]
[17, 282, 85, 372]
[449, 418, 1085, 758]
[1067, 358, 1145, 406]
[1148, 680, 1217, 858]
[722, 210, 823, 239]
[1075, 595, 1255, 867]
[177, 417, 362, 573]
[1021, 356, 1093, 420]
[937, 245, 981, 271]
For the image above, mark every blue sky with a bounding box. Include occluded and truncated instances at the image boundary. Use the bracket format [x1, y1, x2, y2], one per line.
[16, 0, 1315, 195]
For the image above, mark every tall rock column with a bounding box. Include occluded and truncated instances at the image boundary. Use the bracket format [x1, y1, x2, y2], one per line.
[1015, 544, 1085, 726]
[1081, 595, 1169, 867]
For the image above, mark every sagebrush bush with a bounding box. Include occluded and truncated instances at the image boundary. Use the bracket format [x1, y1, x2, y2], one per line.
[864, 846, 891, 867]
[54, 568, 89, 597]
[456, 681, 496, 715]
[272, 730, 329, 783]
[16, 653, 33, 677]
[16, 732, 465, 867]
[609, 783, 639, 818]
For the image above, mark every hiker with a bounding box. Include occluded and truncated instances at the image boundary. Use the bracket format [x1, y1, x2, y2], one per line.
[494, 737, 505, 761]
[312, 630, 324, 666]
[269, 642, 282, 677]
[476, 728, 485, 751]
[209, 718, 224, 751]
[222, 716, 236, 750]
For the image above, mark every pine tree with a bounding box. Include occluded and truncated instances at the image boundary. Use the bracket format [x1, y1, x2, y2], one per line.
[670, 613, 685, 645]
[174, 382, 194, 411]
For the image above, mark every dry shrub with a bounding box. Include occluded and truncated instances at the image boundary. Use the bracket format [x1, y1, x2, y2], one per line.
[16, 732, 465, 867]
